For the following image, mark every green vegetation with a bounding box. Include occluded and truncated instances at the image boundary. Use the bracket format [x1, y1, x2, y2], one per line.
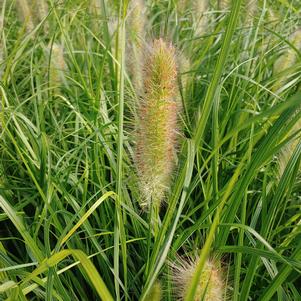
[0, 0, 301, 300]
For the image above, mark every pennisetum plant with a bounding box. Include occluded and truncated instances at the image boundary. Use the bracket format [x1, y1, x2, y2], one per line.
[172, 255, 226, 301]
[135, 38, 180, 213]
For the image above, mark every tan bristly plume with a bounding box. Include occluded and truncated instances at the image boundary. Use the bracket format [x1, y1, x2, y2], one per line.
[135, 39, 180, 208]
[172, 255, 226, 301]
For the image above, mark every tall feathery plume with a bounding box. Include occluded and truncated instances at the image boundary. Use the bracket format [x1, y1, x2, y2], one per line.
[127, 0, 147, 95]
[172, 256, 225, 301]
[16, 0, 35, 33]
[273, 29, 301, 91]
[135, 39, 180, 208]
[49, 43, 66, 91]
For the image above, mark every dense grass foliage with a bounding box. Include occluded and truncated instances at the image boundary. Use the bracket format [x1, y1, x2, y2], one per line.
[0, 0, 301, 300]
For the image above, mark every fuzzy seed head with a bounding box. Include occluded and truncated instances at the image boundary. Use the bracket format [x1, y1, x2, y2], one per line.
[173, 257, 225, 301]
[49, 43, 66, 88]
[135, 39, 180, 207]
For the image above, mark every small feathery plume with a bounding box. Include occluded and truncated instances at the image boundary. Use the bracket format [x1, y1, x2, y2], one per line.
[172, 256, 225, 301]
[135, 39, 180, 208]
[273, 29, 301, 91]
[16, 0, 35, 33]
[49, 43, 66, 90]
[145, 281, 162, 301]
[127, 0, 147, 95]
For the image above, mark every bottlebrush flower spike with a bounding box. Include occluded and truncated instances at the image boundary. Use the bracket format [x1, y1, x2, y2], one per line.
[135, 39, 180, 208]
[173, 256, 225, 301]
[49, 43, 66, 89]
